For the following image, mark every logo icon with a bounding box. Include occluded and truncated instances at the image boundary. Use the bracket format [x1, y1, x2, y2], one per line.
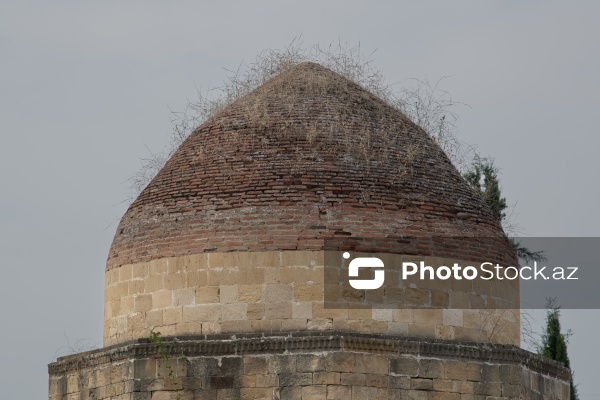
[345, 252, 385, 290]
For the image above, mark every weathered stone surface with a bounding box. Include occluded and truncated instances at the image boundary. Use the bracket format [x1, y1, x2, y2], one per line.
[49, 333, 571, 400]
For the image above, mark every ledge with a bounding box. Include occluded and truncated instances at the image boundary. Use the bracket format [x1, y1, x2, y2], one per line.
[49, 331, 570, 380]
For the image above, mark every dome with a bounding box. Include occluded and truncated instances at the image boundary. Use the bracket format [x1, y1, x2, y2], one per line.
[108, 62, 505, 272]
[103, 62, 518, 347]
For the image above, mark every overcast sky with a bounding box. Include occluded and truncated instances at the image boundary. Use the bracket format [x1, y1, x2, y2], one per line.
[1, 1, 599, 399]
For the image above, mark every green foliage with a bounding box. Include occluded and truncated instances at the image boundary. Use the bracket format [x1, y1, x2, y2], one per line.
[509, 238, 547, 264]
[149, 330, 180, 398]
[463, 158, 507, 221]
[540, 298, 579, 400]
[149, 330, 174, 378]
[463, 158, 546, 263]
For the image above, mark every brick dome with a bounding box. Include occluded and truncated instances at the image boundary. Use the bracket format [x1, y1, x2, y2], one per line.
[108, 62, 506, 272]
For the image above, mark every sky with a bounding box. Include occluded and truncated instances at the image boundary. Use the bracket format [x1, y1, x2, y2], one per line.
[1, 1, 599, 398]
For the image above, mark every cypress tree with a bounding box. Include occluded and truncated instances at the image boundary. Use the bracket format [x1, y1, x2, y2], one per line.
[540, 299, 579, 400]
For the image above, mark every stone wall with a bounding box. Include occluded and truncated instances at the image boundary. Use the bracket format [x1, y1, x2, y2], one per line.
[49, 333, 570, 400]
[104, 251, 519, 347]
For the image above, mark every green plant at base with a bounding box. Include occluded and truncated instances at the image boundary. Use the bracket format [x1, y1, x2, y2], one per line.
[149, 330, 180, 399]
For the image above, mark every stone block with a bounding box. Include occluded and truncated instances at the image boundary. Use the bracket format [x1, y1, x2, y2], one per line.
[135, 294, 153, 312]
[186, 270, 208, 287]
[255, 374, 278, 388]
[219, 285, 238, 303]
[419, 358, 443, 379]
[264, 284, 294, 303]
[153, 290, 173, 309]
[279, 373, 312, 386]
[326, 352, 355, 373]
[129, 280, 145, 295]
[294, 284, 323, 302]
[296, 354, 327, 372]
[216, 388, 241, 400]
[312, 302, 346, 319]
[145, 275, 164, 293]
[411, 378, 433, 390]
[442, 309, 463, 327]
[132, 263, 149, 279]
[246, 303, 264, 320]
[222, 303, 248, 321]
[183, 304, 222, 322]
[433, 379, 453, 392]
[280, 318, 308, 331]
[302, 385, 327, 400]
[352, 386, 379, 400]
[365, 374, 388, 388]
[390, 356, 419, 376]
[355, 353, 388, 375]
[280, 386, 302, 400]
[243, 356, 268, 375]
[306, 318, 333, 331]
[408, 323, 436, 337]
[148, 259, 169, 275]
[413, 309, 443, 325]
[327, 386, 352, 399]
[119, 264, 133, 282]
[163, 307, 183, 325]
[238, 285, 262, 302]
[341, 373, 366, 386]
[268, 355, 296, 374]
[264, 302, 292, 319]
[431, 393, 460, 400]
[174, 288, 195, 306]
[240, 388, 272, 399]
[313, 372, 341, 385]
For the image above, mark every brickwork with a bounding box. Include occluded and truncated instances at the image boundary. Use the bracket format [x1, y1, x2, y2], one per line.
[51, 61, 568, 399]
[49, 333, 570, 400]
[107, 62, 511, 272]
[104, 251, 519, 347]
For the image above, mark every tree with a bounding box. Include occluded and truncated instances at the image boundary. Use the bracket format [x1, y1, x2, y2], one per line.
[540, 298, 579, 400]
[463, 158, 507, 221]
[463, 158, 545, 263]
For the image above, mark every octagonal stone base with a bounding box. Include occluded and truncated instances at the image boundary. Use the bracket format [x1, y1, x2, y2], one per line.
[49, 332, 570, 400]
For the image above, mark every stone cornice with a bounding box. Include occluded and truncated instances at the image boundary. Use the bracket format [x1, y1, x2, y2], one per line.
[48, 332, 570, 380]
